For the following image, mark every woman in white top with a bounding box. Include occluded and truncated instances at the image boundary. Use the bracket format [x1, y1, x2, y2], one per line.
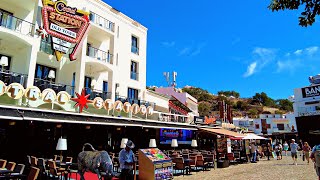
[283, 141, 289, 156]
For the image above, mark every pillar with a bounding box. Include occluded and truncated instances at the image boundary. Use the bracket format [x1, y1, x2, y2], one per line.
[74, 36, 87, 93]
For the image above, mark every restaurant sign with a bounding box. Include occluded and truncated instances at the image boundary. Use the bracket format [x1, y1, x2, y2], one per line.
[0, 80, 154, 115]
[41, 0, 90, 61]
[302, 85, 320, 98]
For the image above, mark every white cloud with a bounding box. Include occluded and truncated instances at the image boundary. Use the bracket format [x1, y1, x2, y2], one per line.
[243, 62, 257, 77]
[294, 49, 303, 55]
[190, 43, 206, 56]
[276, 60, 301, 73]
[178, 47, 191, 56]
[162, 41, 175, 47]
[306, 46, 319, 56]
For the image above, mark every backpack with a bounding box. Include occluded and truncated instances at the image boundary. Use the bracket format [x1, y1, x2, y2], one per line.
[314, 145, 320, 167]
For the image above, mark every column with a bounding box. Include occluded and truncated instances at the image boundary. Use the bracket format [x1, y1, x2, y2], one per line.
[26, 43, 40, 87]
[108, 71, 116, 101]
[74, 36, 87, 93]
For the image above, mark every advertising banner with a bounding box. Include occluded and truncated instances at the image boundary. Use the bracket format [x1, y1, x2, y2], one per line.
[301, 85, 320, 98]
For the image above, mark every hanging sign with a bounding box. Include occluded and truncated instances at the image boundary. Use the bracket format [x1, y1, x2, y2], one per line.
[41, 0, 90, 61]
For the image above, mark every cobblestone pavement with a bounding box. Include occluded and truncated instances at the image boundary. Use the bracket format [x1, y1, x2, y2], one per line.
[174, 155, 318, 180]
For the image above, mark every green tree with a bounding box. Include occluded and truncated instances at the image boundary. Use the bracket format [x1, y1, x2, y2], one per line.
[252, 92, 277, 107]
[218, 90, 240, 98]
[234, 100, 249, 111]
[198, 101, 212, 117]
[268, 0, 320, 27]
[277, 99, 293, 112]
[248, 108, 259, 118]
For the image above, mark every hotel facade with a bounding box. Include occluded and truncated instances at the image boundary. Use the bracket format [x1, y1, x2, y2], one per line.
[0, 0, 198, 161]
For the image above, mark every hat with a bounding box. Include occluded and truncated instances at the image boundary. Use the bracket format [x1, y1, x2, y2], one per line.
[125, 140, 135, 149]
[291, 139, 295, 142]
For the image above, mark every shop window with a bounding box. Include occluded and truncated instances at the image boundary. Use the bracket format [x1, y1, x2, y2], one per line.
[277, 124, 285, 130]
[255, 124, 260, 129]
[35, 64, 56, 82]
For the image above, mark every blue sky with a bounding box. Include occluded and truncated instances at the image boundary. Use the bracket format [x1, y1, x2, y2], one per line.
[104, 0, 320, 99]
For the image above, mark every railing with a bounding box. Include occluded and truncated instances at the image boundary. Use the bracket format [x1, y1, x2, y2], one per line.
[84, 87, 112, 100]
[0, 70, 28, 88]
[157, 112, 188, 123]
[34, 78, 75, 96]
[130, 72, 138, 81]
[87, 46, 113, 64]
[115, 94, 155, 108]
[0, 10, 35, 36]
[131, 46, 139, 55]
[40, 40, 54, 55]
[89, 12, 115, 32]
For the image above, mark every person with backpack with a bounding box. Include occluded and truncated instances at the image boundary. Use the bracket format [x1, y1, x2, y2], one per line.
[310, 144, 320, 180]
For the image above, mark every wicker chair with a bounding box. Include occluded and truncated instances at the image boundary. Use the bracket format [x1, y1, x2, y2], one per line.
[196, 155, 208, 171]
[6, 162, 16, 171]
[28, 167, 40, 180]
[0, 159, 7, 168]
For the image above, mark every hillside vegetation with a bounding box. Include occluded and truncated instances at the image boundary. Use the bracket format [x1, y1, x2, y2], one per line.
[182, 87, 293, 118]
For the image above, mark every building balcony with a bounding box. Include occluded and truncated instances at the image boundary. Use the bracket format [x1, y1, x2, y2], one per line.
[115, 94, 155, 109]
[131, 46, 139, 55]
[84, 87, 112, 100]
[86, 46, 113, 64]
[33, 78, 75, 96]
[89, 12, 115, 33]
[130, 72, 138, 81]
[0, 10, 35, 37]
[40, 40, 54, 55]
[157, 112, 188, 123]
[0, 70, 28, 88]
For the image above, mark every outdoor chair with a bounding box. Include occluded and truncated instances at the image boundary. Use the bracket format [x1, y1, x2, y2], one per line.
[28, 167, 40, 180]
[227, 153, 238, 165]
[30, 156, 37, 167]
[173, 157, 189, 176]
[38, 158, 48, 178]
[26, 156, 31, 166]
[68, 162, 78, 180]
[205, 154, 215, 168]
[6, 162, 16, 171]
[113, 157, 119, 172]
[182, 154, 189, 159]
[189, 156, 197, 172]
[196, 155, 208, 171]
[65, 157, 73, 163]
[48, 160, 67, 179]
[3, 164, 26, 179]
[0, 159, 7, 168]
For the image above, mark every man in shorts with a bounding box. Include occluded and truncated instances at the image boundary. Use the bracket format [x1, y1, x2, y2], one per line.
[310, 144, 320, 180]
[290, 139, 299, 165]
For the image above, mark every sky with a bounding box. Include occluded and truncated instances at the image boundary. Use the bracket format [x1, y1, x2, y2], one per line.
[104, 0, 320, 99]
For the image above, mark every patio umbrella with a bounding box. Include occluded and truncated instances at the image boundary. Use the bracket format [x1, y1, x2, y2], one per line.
[242, 133, 266, 140]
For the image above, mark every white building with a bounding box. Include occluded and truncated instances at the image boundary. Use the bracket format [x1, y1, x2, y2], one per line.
[253, 114, 297, 135]
[233, 116, 254, 131]
[0, 0, 146, 103]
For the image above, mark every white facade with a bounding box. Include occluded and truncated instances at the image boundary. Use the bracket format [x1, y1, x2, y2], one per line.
[0, 0, 147, 102]
[253, 114, 297, 135]
[233, 117, 254, 131]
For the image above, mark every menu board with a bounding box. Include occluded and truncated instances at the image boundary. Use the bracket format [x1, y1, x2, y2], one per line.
[140, 148, 171, 163]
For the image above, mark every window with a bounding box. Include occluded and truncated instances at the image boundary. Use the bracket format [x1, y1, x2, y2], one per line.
[128, 88, 138, 100]
[84, 76, 92, 95]
[35, 64, 56, 82]
[255, 124, 260, 129]
[0, 9, 13, 29]
[130, 61, 138, 80]
[277, 124, 285, 130]
[131, 35, 139, 54]
[103, 81, 108, 92]
[266, 124, 271, 129]
[0, 54, 11, 71]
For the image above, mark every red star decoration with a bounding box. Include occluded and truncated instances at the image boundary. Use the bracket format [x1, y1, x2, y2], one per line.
[71, 88, 92, 113]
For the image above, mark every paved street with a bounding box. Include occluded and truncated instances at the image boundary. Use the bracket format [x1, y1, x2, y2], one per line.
[174, 155, 318, 180]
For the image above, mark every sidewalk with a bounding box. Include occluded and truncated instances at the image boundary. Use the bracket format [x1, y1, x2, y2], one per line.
[174, 155, 318, 180]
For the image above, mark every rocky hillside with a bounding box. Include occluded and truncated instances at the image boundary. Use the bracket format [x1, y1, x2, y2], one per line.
[181, 87, 293, 118]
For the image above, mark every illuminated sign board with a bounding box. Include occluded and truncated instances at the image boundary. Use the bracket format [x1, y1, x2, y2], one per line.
[41, 0, 90, 61]
[0, 80, 153, 115]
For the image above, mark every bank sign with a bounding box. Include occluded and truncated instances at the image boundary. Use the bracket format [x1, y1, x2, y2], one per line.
[302, 85, 320, 98]
[42, 0, 90, 61]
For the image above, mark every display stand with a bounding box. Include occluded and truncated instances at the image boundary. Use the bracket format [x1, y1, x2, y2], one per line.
[138, 148, 173, 180]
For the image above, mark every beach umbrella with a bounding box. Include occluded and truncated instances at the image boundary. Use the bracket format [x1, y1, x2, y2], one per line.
[242, 133, 266, 140]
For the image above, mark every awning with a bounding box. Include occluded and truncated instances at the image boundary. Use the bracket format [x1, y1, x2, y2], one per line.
[199, 127, 245, 138]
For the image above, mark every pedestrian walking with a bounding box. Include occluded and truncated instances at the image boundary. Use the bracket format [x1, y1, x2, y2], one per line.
[310, 144, 320, 180]
[250, 142, 257, 163]
[266, 143, 272, 160]
[275, 143, 281, 160]
[290, 139, 299, 165]
[283, 141, 289, 156]
[298, 139, 304, 157]
[303, 142, 311, 164]
[279, 143, 283, 160]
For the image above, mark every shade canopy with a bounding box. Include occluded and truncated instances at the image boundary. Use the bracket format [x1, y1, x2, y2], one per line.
[56, 138, 67, 150]
[242, 133, 266, 140]
[120, 138, 128, 148]
[191, 139, 198, 147]
[149, 139, 157, 148]
[171, 139, 178, 147]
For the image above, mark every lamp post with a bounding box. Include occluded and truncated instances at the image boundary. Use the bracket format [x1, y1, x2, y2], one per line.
[0, 56, 8, 72]
[149, 139, 157, 148]
[56, 137, 67, 161]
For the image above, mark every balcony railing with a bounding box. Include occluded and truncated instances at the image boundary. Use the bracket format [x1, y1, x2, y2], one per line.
[34, 78, 75, 96]
[89, 12, 115, 32]
[0, 10, 35, 36]
[84, 87, 112, 100]
[158, 112, 188, 123]
[131, 46, 139, 55]
[130, 72, 138, 81]
[115, 94, 155, 108]
[86, 46, 113, 64]
[40, 40, 54, 55]
[0, 70, 28, 88]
